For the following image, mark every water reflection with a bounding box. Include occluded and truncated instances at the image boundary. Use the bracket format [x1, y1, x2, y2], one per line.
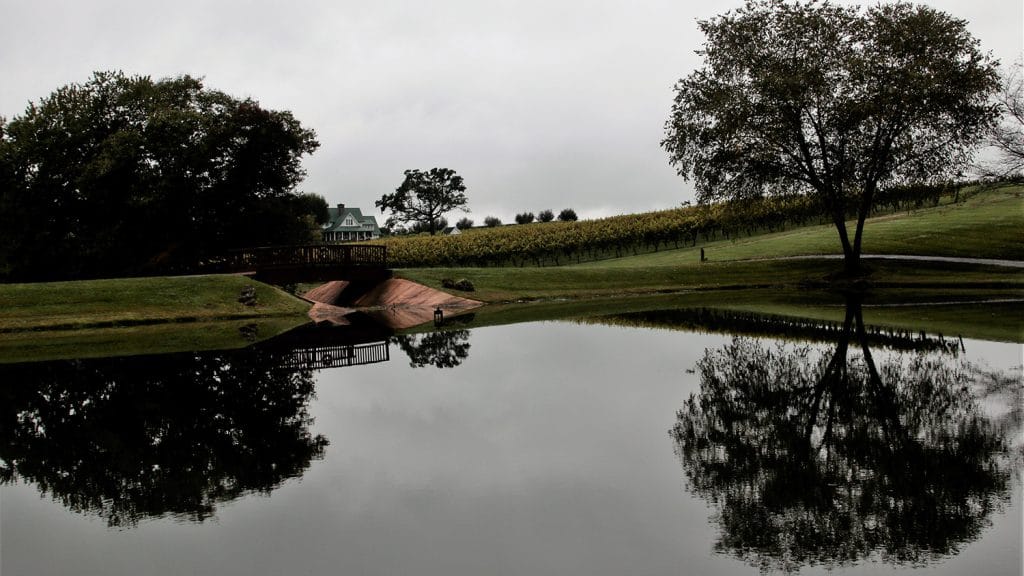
[394, 329, 472, 369]
[668, 296, 1022, 573]
[0, 314, 479, 528]
[0, 346, 328, 528]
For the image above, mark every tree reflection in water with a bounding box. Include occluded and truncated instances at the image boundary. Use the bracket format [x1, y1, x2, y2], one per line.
[0, 348, 327, 527]
[394, 329, 472, 369]
[670, 296, 1022, 573]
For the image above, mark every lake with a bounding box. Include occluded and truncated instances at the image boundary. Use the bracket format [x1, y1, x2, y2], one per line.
[1, 298, 1021, 575]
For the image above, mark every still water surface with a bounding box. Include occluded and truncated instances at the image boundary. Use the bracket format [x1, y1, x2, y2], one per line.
[1, 306, 1021, 575]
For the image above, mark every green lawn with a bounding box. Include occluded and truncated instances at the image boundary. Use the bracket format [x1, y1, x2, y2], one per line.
[0, 316, 308, 364]
[578, 186, 1024, 268]
[399, 259, 1021, 303]
[0, 274, 309, 332]
[0, 274, 312, 363]
[397, 187, 1024, 303]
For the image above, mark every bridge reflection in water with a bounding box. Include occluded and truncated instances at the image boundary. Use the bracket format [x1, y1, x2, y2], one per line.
[252, 312, 396, 371]
[279, 340, 390, 370]
[0, 314, 404, 528]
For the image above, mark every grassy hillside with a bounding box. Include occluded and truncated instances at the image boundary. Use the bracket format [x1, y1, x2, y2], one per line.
[396, 187, 1023, 303]
[592, 185, 1024, 267]
[377, 185, 1023, 268]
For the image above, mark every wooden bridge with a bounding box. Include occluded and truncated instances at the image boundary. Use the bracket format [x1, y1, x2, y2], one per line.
[214, 244, 391, 284]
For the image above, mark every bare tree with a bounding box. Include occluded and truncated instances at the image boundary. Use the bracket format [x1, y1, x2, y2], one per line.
[978, 60, 1024, 180]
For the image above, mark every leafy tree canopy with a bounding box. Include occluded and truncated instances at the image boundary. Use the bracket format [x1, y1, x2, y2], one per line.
[662, 0, 1000, 274]
[557, 208, 577, 222]
[376, 167, 468, 236]
[0, 71, 320, 281]
[515, 212, 535, 225]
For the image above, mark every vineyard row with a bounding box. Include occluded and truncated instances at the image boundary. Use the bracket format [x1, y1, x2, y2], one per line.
[368, 182, 976, 268]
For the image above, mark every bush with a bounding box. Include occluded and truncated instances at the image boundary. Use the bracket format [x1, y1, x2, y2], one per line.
[410, 217, 448, 234]
[484, 216, 502, 227]
[558, 208, 578, 222]
[456, 217, 474, 230]
[441, 278, 476, 292]
[515, 212, 535, 224]
[538, 209, 555, 222]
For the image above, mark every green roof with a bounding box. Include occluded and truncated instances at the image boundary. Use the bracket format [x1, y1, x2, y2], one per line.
[323, 206, 380, 234]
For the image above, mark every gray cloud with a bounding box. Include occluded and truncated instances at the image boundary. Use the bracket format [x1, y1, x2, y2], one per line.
[2, 1, 1020, 222]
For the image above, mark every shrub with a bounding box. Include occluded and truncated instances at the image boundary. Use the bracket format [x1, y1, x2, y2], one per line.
[484, 216, 502, 227]
[558, 208, 578, 222]
[538, 209, 555, 222]
[515, 212, 535, 224]
[410, 217, 448, 234]
[441, 278, 475, 292]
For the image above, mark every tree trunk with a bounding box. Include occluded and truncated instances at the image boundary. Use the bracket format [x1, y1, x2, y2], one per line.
[848, 183, 877, 277]
[831, 212, 860, 275]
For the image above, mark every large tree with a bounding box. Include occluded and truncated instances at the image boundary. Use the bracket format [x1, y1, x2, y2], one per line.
[662, 0, 1000, 275]
[0, 71, 320, 281]
[376, 167, 468, 235]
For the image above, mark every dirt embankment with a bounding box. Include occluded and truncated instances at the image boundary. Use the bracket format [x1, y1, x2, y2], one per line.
[303, 279, 482, 329]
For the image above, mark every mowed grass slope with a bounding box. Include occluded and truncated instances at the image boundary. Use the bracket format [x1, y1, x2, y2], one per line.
[579, 186, 1024, 268]
[0, 274, 308, 332]
[398, 187, 1024, 302]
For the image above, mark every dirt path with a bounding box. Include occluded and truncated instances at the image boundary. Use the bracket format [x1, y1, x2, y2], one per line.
[758, 254, 1024, 269]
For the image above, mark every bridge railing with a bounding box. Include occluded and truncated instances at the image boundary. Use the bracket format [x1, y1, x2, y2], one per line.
[218, 244, 387, 272]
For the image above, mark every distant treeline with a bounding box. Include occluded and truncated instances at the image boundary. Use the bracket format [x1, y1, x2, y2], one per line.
[373, 180, 992, 268]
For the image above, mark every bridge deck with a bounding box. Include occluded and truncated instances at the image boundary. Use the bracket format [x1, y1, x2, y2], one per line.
[223, 244, 386, 271]
[214, 244, 390, 284]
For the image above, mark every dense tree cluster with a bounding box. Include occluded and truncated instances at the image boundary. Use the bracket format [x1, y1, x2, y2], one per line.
[0, 71, 324, 281]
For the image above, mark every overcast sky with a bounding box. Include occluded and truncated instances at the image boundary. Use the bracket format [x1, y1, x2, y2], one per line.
[2, 1, 1021, 222]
